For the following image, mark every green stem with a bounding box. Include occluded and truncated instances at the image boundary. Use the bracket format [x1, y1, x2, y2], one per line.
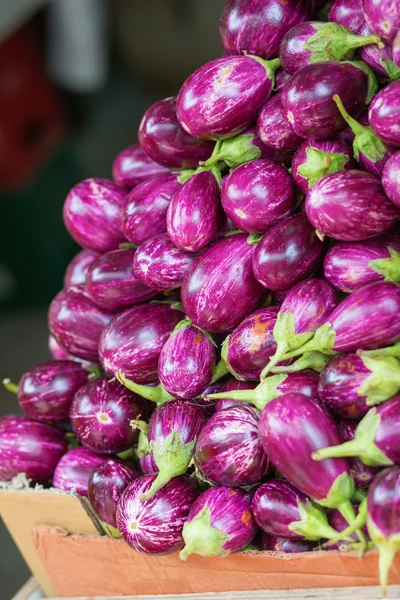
[260, 342, 289, 380]
[324, 499, 367, 547]
[271, 352, 330, 374]
[211, 358, 229, 384]
[115, 371, 174, 405]
[312, 439, 363, 461]
[333, 94, 364, 136]
[338, 501, 367, 549]
[2, 379, 18, 394]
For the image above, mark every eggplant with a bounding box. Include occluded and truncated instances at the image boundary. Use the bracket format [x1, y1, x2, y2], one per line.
[327, 503, 369, 550]
[257, 94, 301, 151]
[176, 55, 280, 140]
[340, 420, 381, 488]
[276, 69, 292, 91]
[181, 234, 265, 333]
[314, 395, 400, 467]
[383, 151, 400, 208]
[394, 30, 400, 67]
[116, 474, 198, 554]
[122, 175, 180, 246]
[366, 466, 400, 594]
[219, 0, 309, 61]
[194, 405, 269, 487]
[363, 0, 400, 40]
[64, 250, 98, 288]
[48, 285, 114, 362]
[99, 303, 183, 384]
[86, 248, 158, 312]
[252, 214, 325, 292]
[279, 21, 380, 74]
[214, 378, 256, 411]
[138, 97, 213, 169]
[0, 415, 67, 483]
[52, 447, 105, 496]
[69, 378, 145, 454]
[281, 61, 377, 139]
[358, 23, 400, 81]
[180, 486, 256, 559]
[292, 138, 354, 194]
[374, 226, 400, 252]
[49, 335, 73, 361]
[306, 170, 400, 241]
[166, 170, 220, 252]
[328, 0, 364, 33]
[262, 533, 317, 553]
[112, 145, 169, 189]
[369, 81, 400, 147]
[63, 179, 127, 253]
[88, 458, 140, 537]
[221, 159, 296, 234]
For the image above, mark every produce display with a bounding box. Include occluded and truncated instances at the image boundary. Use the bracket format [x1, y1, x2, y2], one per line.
[2, 0, 400, 595]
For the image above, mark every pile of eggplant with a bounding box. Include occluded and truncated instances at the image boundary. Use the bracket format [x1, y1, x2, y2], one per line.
[2, 0, 400, 593]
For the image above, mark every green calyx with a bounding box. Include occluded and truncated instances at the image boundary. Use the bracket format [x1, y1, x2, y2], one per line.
[381, 58, 400, 82]
[312, 408, 393, 467]
[246, 55, 281, 85]
[115, 371, 174, 406]
[2, 378, 18, 394]
[205, 373, 288, 411]
[247, 233, 263, 246]
[271, 352, 330, 374]
[369, 247, 400, 284]
[172, 318, 217, 348]
[279, 323, 337, 362]
[289, 499, 345, 542]
[305, 23, 381, 65]
[317, 472, 355, 511]
[324, 498, 367, 548]
[367, 515, 400, 595]
[297, 146, 350, 189]
[211, 358, 230, 384]
[358, 341, 400, 360]
[345, 61, 378, 104]
[178, 169, 196, 184]
[100, 521, 121, 539]
[135, 426, 151, 460]
[358, 355, 400, 406]
[179, 506, 231, 560]
[119, 242, 137, 249]
[201, 134, 262, 170]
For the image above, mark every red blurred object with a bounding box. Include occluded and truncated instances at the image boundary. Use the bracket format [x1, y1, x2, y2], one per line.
[0, 27, 67, 191]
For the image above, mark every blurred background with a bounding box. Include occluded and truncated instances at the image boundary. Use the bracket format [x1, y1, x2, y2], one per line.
[0, 0, 225, 596]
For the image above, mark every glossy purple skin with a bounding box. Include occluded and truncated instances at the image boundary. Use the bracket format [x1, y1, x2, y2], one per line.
[340, 420, 380, 487]
[280, 279, 338, 336]
[363, 0, 400, 40]
[18, 360, 88, 423]
[63, 179, 126, 253]
[86, 248, 157, 312]
[367, 466, 400, 538]
[112, 145, 169, 190]
[259, 393, 350, 502]
[122, 175, 180, 246]
[158, 326, 215, 399]
[225, 307, 280, 381]
[368, 396, 400, 464]
[220, 0, 309, 60]
[215, 379, 256, 411]
[88, 458, 140, 529]
[166, 171, 220, 252]
[358, 22, 396, 78]
[69, 378, 145, 454]
[186, 486, 256, 554]
[194, 405, 269, 487]
[138, 97, 213, 169]
[262, 533, 316, 553]
[324, 242, 393, 293]
[276, 69, 292, 91]
[328, 0, 364, 33]
[241, 125, 295, 167]
[292, 138, 354, 194]
[64, 250, 98, 288]
[281, 62, 370, 139]
[275, 371, 320, 399]
[369, 81, 400, 147]
[116, 474, 198, 554]
[48, 285, 114, 362]
[383, 151, 400, 208]
[306, 170, 400, 242]
[181, 234, 264, 333]
[252, 479, 309, 538]
[0, 415, 67, 483]
[148, 400, 207, 450]
[176, 56, 274, 140]
[99, 303, 183, 383]
[257, 94, 301, 151]
[49, 335, 72, 361]
[326, 281, 400, 351]
[140, 453, 158, 474]
[221, 159, 296, 234]
[53, 447, 112, 496]
[394, 30, 400, 66]
[252, 214, 324, 292]
[328, 504, 369, 549]
[374, 226, 400, 252]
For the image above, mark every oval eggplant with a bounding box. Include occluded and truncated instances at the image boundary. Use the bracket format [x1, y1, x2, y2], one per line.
[112, 145, 169, 189]
[257, 94, 301, 151]
[64, 250, 98, 288]
[52, 447, 105, 496]
[214, 378, 256, 411]
[262, 533, 317, 553]
[340, 420, 381, 488]
[369, 81, 400, 147]
[328, 0, 364, 33]
[357, 23, 400, 81]
[363, 0, 400, 40]
[382, 151, 400, 208]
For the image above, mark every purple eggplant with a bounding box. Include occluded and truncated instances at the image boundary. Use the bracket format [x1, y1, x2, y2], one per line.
[48, 285, 114, 362]
[219, 0, 309, 61]
[214, 378, 256, 411]
[88, 458, 140, 537]
[252, 479, 340, 540]
[181, 234, 264, 333]
[69, 378, 145, 454]
[49, 335, 73, 361]
[369, 81, 400, 147]
[99, 303, 183, 384]
[252, 214, 324, 292]
[276, 69, 292, 91]
[166, 170, 220, 252]
[340, 420, 381, 488]
[292, 138, 354, 193]
[122, 175, 180, 246]
[194, 405, 269, 487]
[363, 0, 400, 40]
[306, 170, 400, 241]
[257, 94, 301, 151]
[281, 61, 377, 140]
[383, 151, 400, 208]
[86, 248, 157, 312]
[52, 447, 104, 495]
[176, 55, 280, 140]
[0, 415, 67, 483]
[262, 533, 317, 553]
[138, 97, 213, 169]
[394, 30, 400, 66]
[324, 241, 400, 293]
[366, 466, 400, 594]
[358, 23, 400, 81]
[279, 21, 380, 74]
[116, 474, 198, 554]
[112, 145, 169, 190]
[180, 486, 256, 559]
[221, 159, 296, 234]
[63, 179, 127, 253]
[374, 226, 400, 252]
[328, 0, 364, 33]
[64, 250, 98, 288]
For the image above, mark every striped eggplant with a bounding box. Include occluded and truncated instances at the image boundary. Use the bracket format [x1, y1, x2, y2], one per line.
[214, 378, 255, 411]
[328, 0, 364, 33]
[64, 250, 98, 288]
[363, 0, 400, 40]
[275, 69, 292, 91]
[112, 145, 169, 189]
[357, 23, 400, 81]
[340, 420, 381, 488]
[394, 30, 400, 66]
[53, 447, 105, 496]
[262, 533, 317, 553]
[369, 81, 400, 147]
[256, 94, 301, 151]
[382, 151, 400, 208]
